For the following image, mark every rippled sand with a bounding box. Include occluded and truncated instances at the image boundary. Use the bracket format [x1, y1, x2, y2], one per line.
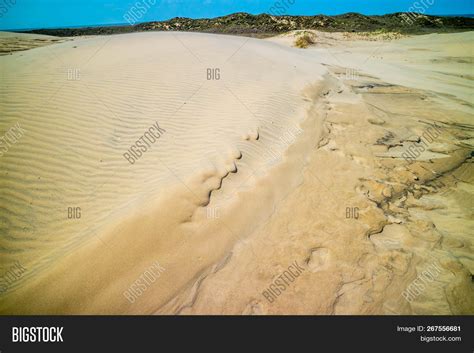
[0, 31, 472, 314]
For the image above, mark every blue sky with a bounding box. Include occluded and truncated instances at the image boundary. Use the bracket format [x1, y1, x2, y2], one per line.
[1, 0, 473, 30]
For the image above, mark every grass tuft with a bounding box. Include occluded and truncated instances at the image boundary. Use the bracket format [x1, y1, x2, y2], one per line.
[294, 32, 316, 48]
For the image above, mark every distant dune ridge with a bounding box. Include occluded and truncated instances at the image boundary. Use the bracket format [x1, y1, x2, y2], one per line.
[23, 12, 474, 37]
[0, 29, 472, 314]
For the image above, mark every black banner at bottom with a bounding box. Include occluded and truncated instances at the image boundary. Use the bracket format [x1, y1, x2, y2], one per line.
[0, 316, 472, 352]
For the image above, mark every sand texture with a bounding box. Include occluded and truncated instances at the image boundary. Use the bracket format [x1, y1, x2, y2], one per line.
[0, 30, 472, 314]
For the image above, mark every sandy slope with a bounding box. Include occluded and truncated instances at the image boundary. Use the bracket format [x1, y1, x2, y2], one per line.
[0, 30, 472, 314]
[0, 31, 67, 55]
[0, 31, 327, 313]
[175, 31, 473, 315]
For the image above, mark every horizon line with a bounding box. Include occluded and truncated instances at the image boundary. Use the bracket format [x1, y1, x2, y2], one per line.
[2, 11, 474, 32]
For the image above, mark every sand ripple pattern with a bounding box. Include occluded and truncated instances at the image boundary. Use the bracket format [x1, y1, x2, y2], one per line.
[0, 32, 326, 284]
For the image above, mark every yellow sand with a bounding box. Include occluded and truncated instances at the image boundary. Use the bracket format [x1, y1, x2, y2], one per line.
[0, 30, 472, 314]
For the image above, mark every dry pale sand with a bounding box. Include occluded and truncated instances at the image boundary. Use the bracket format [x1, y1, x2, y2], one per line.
[0, 30, 472, 314]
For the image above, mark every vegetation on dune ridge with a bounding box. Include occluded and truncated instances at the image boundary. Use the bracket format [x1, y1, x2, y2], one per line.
[24, 12, 474, 37]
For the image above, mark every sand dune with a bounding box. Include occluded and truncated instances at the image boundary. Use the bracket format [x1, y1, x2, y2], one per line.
[0, 31, 328, 313]
[0, 30, 472, 314]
